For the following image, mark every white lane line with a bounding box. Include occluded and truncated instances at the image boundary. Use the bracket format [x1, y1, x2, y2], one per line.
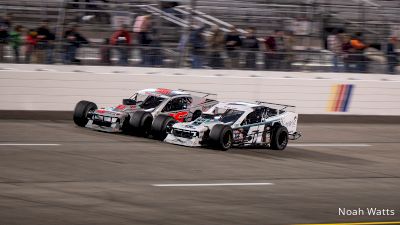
[152, 182, 274, 187]
[0, 143, 61, 146]
[288, 143, 371, 147]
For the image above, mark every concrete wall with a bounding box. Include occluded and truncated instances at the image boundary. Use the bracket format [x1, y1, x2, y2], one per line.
[1, 64, 399, 115]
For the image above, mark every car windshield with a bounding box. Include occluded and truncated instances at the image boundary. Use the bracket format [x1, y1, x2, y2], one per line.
[133, 93, 166, 110]
[203, 107, 244, 124]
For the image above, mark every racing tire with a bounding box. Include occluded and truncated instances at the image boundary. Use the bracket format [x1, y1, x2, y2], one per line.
[208, 124, 233, 151]
[191, 110, 202, 121]
[270, 125, 289, 150]
[73, 100, 97, 127]
[129, 111, 153, 137]
[152, 114, 176, 141]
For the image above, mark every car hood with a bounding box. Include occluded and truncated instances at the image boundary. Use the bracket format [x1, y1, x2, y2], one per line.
[172, 117, 223, 131]
[94, 104, 155, 117]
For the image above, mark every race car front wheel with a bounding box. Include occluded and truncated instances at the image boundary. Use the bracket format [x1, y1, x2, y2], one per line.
[208, 124, 233, 151]
[270, 126, 289, 150]
[129, 111, 153, 137]
[152, 114, 176, 141]
[73, 100, 97, 127]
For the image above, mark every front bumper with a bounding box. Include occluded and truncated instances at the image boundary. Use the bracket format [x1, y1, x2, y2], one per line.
[164, 134, 202, 147]
[86, 119, 122, 133]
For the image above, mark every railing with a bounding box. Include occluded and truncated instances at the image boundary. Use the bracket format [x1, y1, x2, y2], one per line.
[0, 43, 396, 74]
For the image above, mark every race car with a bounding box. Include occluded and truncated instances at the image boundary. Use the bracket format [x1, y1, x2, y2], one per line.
[154, 101, 301, 150]
[73, 88, 218, 136]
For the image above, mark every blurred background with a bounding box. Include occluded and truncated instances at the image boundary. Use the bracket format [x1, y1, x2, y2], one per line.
[0, 0, 399, 74]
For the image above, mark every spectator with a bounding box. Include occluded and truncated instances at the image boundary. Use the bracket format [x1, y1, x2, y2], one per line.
[100, 38, 112, 65]
[189, 22, 206, 69]
[36, 19, 55, 64]
[327, 29, 342, 72]
[25, 29, 37, 63]
[148, 28, 163, 66]
[208, 25, 225, 69]
[274, 30, 286, 70]
[350, 32, 368, 73]
[341, 34, 353, 72]
[9, 25, 23, 63]
[264, 30, 278, 70]
[63, 23, 89, 64]
[386, 36, 398, 74]
[134, 14, 152, 66]
[177, 32, 189, 67]
[111, 24, 131, 65]
[225, 26, 242, 69]
[284, 30, 295, 71]
[242, 27, 259, 69]
[0, 13, 12, 62]
[1, 13, 12, 27]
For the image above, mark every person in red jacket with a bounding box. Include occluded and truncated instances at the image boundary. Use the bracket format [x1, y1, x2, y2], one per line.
[25, 29, 37, 63]
[111, 24, 131, 65]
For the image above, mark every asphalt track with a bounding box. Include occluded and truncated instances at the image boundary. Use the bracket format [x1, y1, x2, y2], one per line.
[0, 120, 399, 225]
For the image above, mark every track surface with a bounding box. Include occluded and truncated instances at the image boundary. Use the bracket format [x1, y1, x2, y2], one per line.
[0, 120, 399, 225]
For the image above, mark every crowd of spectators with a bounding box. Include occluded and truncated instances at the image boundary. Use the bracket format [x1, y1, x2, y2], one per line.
[0, 12, 398, 74]
[328, 30, 399, 74]
[185, 24, 398, 74]
[188, 25, 296, 71]
[0, 13, 162, 67]
[0, 15, 58, 64]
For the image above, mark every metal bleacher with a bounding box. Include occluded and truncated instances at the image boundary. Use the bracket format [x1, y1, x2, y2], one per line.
[0, 0, 398, 70]
[1, 0, 399, 46]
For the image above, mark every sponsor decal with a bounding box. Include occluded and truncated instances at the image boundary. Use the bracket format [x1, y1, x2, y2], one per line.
[169, 111, 189, 122]
[156, 88, 172, 95]
[96, 109, 106, 114]
[115, 104, 126, 110]
[327, 84, 354, 112]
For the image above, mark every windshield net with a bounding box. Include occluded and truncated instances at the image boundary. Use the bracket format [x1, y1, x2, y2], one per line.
[203, 107, 244, 124]
[134, 94, 166, 110]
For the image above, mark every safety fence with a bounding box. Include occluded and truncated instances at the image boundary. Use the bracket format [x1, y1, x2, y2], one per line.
[0, 43, 395, 74]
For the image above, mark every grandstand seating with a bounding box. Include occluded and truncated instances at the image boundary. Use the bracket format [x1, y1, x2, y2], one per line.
[0, 0, 398, 71]
[1, 0, 399, 46]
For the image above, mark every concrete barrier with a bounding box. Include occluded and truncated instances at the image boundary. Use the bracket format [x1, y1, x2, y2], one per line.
[1, 64, 399, 117]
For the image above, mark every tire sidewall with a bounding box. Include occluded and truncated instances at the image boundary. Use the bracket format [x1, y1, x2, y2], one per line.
[152, 115, 176, 140]
[73, 101, 97, 127]
[129, 111, 153, 136]
[271, 126, 288, 150]
[209, 124, 233, 151]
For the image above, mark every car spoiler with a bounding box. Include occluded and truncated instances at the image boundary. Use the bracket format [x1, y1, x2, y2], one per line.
[255, 101, 296, 113]
[178, 89, 217, 99]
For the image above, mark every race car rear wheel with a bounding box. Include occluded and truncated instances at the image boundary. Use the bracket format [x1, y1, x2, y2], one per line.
[152, 114, 176, 140]
[208, 124, 233, 151]
[129, 111, 153, 137]
[73, 100, 97, 127]
[270, 125, 289, 150]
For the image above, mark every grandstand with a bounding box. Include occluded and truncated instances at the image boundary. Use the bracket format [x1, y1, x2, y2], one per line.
[0, 0, 399, 72]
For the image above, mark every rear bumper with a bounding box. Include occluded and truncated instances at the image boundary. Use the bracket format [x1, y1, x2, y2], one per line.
[289, 132, 302, 140]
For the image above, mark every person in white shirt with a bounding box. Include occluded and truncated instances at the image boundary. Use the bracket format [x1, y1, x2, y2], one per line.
[327, 29, 342, 72]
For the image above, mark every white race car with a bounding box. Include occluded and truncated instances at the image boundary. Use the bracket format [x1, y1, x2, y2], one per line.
[153, 101, 301, 150]
[73, 88, 217, 137]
